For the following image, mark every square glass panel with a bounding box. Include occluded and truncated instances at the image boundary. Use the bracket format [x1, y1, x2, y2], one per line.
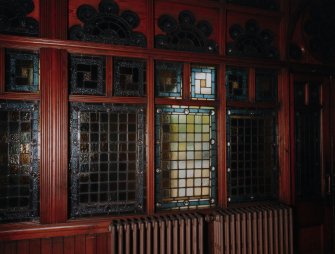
[70, 103, 146, 217]
[70, 54, 106, 95]
[191, 65, 216, 100]
[155, 106, 217, 210]
[226, 66, 248, 101]
[113, 58, 146, 97]
[0, 101, 39, 222]
[255, 69, 277, 101]
[155, 61, 182, 99]
[226, 109, 277, 202]
[5, 49, 39, 92]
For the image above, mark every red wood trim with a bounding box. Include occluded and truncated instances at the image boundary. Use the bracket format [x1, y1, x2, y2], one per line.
[106, 56, 113, 98]
[0, 93, 40, 101]
[146, 0, 154, 49]
[52, 237, 65, 254]
[69, 95, 146, 104]
[0, 47, 4, 94]
[29, 239, 41, 254]
[146, 57, 155, 215]
[64, 236, 75, 254]
[249, 67, 256, 103]
[0, 35, 286, 68]
[40, 0, 68, 39]
[217, 63, 227, 207]
[17, 240, 29, 254]
[74, 235, 86, 254]
[96, 234, 107, 254]
[226, 3, 284, 18]
[85, 235, 97, 254]
[183, 63, 191, 101]
[277, 68, 292, 205]
[155, 98, 217, 107]
[41, 238, 52, 254]
[40, 48, 68, 224]
[155, 0, 221, 9]
[219, 6, 226, 56]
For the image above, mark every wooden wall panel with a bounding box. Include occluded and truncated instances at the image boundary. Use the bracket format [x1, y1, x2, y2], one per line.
[64, 236, 75, 254]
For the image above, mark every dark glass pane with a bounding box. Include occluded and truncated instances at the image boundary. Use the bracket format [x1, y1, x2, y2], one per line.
[5, 49, 39, 92]
[191, 65, 216, 100]
[70, 55, 106, 95]
[227, 109, 277, 202]
[155, 106, 217, 210]
[155, 61, 182, 99]
[70, 103, 145, 217]
[113, 58, 146, 96]
[226, 66, 248, 101]
[255, 69, 277, 101]
[0, 101, 39, 222]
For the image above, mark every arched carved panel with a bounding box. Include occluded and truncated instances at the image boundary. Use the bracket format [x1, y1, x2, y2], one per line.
[227, 19, 278, 59]
[155, 10, 218, 54]
[0, 0, 39, 37]
[69, 0, 146, 47]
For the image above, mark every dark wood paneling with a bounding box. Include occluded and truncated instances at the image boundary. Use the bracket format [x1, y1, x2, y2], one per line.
[17, 240, 29, 254]
[40, 48, 68, 224]
[29, 239, 41, 254]
[64, 236, 75, 254]
[41, 238, 52, 254]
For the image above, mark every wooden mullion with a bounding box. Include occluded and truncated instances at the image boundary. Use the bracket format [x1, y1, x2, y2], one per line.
[0, 47, 4, 94]
[217, 63, 227, 208]
[69, 96, 146, 104]
[249, 67, 256, 103]
[146, 57, 155, 215]
[106, 56, 113, 97]
[155, 97, 217, 107]
[183, 63, 191, 101]
[0, 93, 40, 101]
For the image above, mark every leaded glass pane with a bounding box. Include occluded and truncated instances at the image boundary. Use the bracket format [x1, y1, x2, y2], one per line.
[70, 103, 145, 217]
[113, 58, 146, 97]
[226, 66, 248, 101]
[0, 101, 39, 222]
[5, 49, 39, 92]
[256, 69, 277, 102]
[69, 54, 106, 95]
[155, 61, 182, 99]
[191, 65, 216, 100]
[227, 109, 277, 203]
[155, 106, 216, 210]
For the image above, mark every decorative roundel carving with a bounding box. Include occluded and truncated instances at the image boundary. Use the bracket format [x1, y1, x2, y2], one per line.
[178, 10, 196, 25]
[158, 15, 178, 33]
[98, 0, 119, 15]
[77, 5, 97, 23]
[303, 0, 335, 62]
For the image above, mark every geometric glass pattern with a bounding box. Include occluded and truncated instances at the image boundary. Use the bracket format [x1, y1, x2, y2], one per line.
[69, 103, 145, 217]
[113, 58, 146, 97]
[191, 65, 216, 100]
[0, 101, 39, 222]
[69, 55, 106, 95]
[227, 109, 277, 203]
[155, 106, 217, 210]
[155, 61, 183, 99]
[226, 66, 248, 101]
[255, 69, 277, 102]
[5, 49, 39, 92]
[294, 83, 321, 199]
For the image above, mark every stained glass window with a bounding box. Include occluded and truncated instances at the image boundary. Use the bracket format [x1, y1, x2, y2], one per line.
[69, 55, 106, 95]
[226, 66, 248, 101]
[5, 49, 39, 92]
[191, 65, 216, 100]
[227, 109, 277, 202]
[69, 103, 145, 217]
[0, 101, 39, 222]
[113, 58, 146, 97]
[255, 69, 277, 101]
[155, 106, 217, 210]
[155, 61, 183, 99]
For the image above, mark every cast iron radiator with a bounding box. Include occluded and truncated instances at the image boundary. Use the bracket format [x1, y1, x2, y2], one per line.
[109, 213, 204, 254]
[213, 203, 293, 254]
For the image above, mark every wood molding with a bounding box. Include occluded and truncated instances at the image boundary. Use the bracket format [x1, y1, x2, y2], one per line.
[40, 48, 68, 223]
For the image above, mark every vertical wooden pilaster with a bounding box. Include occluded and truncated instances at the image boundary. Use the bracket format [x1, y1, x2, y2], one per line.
[40, 48, 68, 223]
[278, 68, 292, 205]
[0, 47, 4, 94]
[146, 57, 155, 214]
[40, 0, 68, 40]
[217, 63, 227, 208]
